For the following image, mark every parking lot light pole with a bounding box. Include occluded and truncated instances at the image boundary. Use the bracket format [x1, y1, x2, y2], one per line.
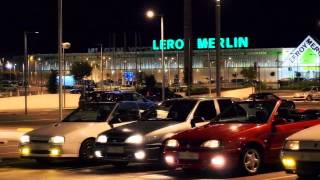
[58, 0, 63, 121]
[24, 31, 39, 115]
[62, 42, 71, 108]
[146, 10, 165, 101]
[215, 0, 221, 97]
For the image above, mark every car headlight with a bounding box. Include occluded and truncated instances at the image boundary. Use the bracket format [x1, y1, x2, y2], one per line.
[50, 136, 65, 144]
[96, 135, 108, 143]
[201, 140, 220, 149]
[284, 140, 300, 150]
[125, 134, 144, 144]
[20, 135, 30, 144]
[165, 139, 179, 148]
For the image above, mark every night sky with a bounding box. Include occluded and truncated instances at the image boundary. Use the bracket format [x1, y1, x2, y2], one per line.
[0, 0, 319, 56]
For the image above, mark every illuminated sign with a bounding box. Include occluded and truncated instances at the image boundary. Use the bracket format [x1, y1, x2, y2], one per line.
[152, 37, 249, 51]
[288, 36, 320, 65]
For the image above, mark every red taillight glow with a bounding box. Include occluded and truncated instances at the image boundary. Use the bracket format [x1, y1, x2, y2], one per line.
[211, 156, 225, 168]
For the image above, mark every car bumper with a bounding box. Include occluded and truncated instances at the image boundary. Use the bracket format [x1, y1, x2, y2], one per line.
[281, 150, 320, 174]
[94, 143, 162, 162]
[163, 148, 240, 171]
[19, 143, 78, 158]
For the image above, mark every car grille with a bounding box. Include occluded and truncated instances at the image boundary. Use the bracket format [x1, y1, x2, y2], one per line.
[30, 136, 50, 144]
[31, 150, 50, 154]
[300, 141, 320, 151]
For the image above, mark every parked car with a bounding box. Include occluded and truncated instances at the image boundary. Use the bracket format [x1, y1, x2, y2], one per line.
[137, 87, 183, 102]
[293, 86, 320, 101]
[79, 91, 155, 110]
[19, 101, 143, 163]
[70, 88, 82, 94]
[163, 100, 320, 175]
[281, 110, 320, 179]
[247, 92, 295, 109]
[94, 97, 233, 167]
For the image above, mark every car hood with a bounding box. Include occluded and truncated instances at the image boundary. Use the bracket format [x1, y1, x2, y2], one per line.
[287, 125, 320, 141]
[101, 120, 180, 137]
[26, 122, 104, 137]
[173, 123, 260, 142]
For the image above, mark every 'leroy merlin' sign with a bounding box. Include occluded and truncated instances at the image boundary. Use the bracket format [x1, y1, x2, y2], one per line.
[152, 37, 249, 51]
[288, 36, 320, 65]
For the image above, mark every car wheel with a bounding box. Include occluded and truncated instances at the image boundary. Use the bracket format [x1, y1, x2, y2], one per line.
[297, 172, 319, 179]
[111, 162, 129, 168]
[79, 139, 95, 162]
[240, 147, 261, 175]
[306, 96, 312, 101]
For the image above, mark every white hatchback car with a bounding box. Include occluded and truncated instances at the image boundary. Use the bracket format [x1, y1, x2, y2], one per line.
[281, 111, 320, 179]
[19, 101, 142, 163]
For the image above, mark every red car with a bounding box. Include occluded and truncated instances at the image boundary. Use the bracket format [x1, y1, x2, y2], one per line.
[163, 100, 320, 175]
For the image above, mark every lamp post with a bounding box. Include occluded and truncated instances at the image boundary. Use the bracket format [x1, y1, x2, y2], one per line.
[215, 0, 221, 97]
[5, 62, 13, 81]
[24, 31, 39, 115]
[62, 42, 71, 108]
[58, 0, 63, 121]
[96, 44, 104, 90]
[37, 58, 43, 94]
[146, 10, 165, 101]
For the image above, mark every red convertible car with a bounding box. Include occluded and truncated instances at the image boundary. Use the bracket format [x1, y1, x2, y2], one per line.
[163, 100, 320, 175]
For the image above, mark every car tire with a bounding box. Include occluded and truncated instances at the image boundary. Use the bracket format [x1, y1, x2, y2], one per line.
[239, 147, 262, 175]
[111, 162, 129, 168]
[297, 172, 319, 179]
[306, 96, 312, 101]
[79, 139, 95, 162]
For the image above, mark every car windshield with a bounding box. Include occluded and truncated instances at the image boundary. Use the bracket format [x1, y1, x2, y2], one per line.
[212, 101, 277, 124]
[63, 103, 116, 122]
[141, 99, 197, 122]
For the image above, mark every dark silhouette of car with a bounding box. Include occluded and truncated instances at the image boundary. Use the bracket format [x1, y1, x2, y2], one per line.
[247, 93, 295, 109]
[79, 91, 155, 110]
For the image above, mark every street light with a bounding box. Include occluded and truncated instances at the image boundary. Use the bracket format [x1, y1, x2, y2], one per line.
[62, 42, 71, 108]
[215, 0, 221, 97]
[24, 31, 39, 115]
[146, 10, 165, 101]
[5, 62, 13, 80]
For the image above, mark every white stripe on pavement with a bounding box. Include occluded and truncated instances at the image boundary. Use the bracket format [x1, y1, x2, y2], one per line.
[264, 175, 296, 180]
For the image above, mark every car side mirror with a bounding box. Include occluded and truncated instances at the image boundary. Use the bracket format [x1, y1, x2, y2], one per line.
[191, 116, 205, 128]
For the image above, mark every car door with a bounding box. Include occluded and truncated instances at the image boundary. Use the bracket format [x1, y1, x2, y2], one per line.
[192, 100, 217, 127]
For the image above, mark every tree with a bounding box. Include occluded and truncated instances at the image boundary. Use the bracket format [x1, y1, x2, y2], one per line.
[240, 67, 257, 81]
[47, 70, 58, 94]
[70, 62, 93, 81]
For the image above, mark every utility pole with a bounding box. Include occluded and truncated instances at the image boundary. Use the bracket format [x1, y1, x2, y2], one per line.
[58, 0, 63, 121]
[215, 0, 221, 97]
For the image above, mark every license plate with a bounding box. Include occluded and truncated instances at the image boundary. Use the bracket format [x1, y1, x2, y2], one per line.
[107, 146, 124, 154]
[178, 152, 199, 160]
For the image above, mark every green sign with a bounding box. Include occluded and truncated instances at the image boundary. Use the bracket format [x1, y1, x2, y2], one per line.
[152, 37, 249, 51]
